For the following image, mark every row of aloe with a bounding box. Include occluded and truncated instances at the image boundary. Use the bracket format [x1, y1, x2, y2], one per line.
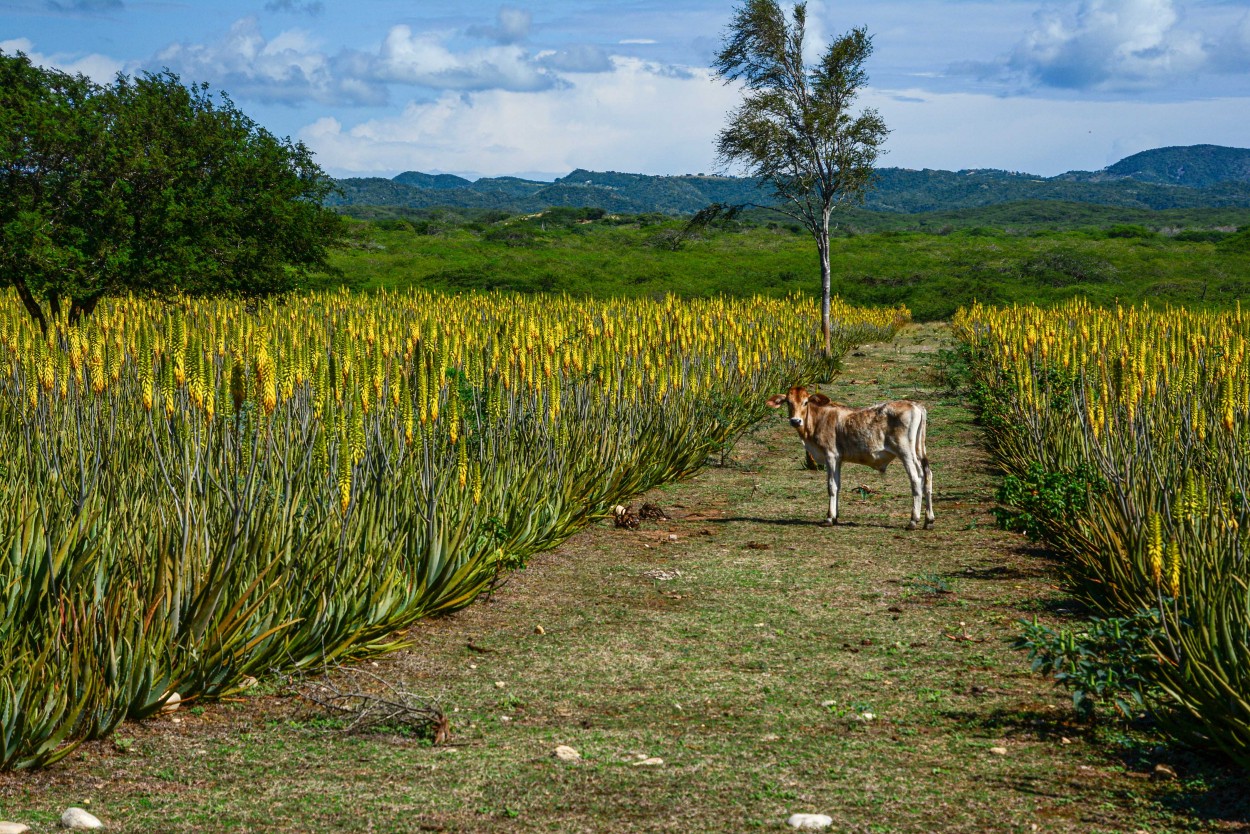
[0, 289, 907, 768]
[953, 299, 1250, 766]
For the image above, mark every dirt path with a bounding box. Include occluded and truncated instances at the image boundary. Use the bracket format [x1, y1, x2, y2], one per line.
[3, 324, 1248, 833]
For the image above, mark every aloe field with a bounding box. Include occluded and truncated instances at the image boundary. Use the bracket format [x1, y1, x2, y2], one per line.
[954, 300, 1250, 766]
[0, 288, 906, 770]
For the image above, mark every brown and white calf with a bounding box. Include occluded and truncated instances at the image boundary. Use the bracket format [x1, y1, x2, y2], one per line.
[767, 386, 934, 529]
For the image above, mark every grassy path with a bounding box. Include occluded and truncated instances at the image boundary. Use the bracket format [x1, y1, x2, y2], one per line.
[3, 324, 1248, 833]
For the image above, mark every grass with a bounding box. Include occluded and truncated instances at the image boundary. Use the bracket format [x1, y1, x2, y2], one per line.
[329, 213, 1250, 320]
[2, 323, 1246, 832]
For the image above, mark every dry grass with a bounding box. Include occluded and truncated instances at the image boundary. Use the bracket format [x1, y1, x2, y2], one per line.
[2, 323, 1247, 833]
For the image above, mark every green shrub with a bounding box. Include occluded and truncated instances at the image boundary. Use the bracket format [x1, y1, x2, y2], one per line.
[994, 462, 1106, 542]
[1015, 610, 1166, 720]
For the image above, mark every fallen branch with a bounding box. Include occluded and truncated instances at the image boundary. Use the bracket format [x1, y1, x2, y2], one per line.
[299, 664, 451, 744]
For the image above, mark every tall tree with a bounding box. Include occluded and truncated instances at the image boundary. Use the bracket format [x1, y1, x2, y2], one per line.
[714, 1, 888, 356]
[0, 51, 345, 332]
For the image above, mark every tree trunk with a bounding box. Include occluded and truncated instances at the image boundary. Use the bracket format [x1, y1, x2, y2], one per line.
[12, 278, 48, 335]
[817, 219, 832, 357]
[68, 294, 101, 326]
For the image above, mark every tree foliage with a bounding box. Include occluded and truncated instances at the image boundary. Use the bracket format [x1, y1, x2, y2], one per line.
[0, 50, 344, 331]
[714, 0, 888, 354]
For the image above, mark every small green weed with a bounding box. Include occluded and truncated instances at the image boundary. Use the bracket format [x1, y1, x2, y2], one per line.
[905, 572, 954, 596]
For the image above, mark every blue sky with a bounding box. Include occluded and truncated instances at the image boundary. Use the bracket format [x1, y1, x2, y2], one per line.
[3, 0, 1249, 179]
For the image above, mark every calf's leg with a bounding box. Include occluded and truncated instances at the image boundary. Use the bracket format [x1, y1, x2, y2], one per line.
[901, 454, 924, 530]
[825, 455, 841, 525]
[923, 456, 934, 528]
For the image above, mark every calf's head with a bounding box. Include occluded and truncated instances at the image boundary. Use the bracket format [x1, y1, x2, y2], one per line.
[766, 386, 831, 430]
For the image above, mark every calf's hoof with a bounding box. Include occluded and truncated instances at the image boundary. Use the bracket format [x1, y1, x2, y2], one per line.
[906, 520, 919, 530]
[820, 518, 839, 528]
[924, 518, 935, 530]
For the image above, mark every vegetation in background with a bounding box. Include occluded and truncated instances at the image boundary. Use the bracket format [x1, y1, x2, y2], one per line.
[0, 50, 344, 332]
[328, 209, 1250, 320]
[713, 0, 889, 355]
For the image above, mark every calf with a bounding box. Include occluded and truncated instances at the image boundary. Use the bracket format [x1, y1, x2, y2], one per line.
[767, 386, 934, 529]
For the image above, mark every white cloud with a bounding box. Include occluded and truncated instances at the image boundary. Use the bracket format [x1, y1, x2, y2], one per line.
[1008, 0, 1207, 90]
[154, 17, 381, 105]
[373, 24, 557, 92]
[301, 57, 738, 177]
[0, 37, 124, 82]
[147, 14, 570, 106]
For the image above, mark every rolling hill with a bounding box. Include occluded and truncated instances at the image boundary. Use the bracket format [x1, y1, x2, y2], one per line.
[326, 145, 1250, 216]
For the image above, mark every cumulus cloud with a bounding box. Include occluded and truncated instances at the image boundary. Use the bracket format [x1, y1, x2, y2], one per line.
[300, 57, 737, 177]
[952, 0, 1229, 92]
[374, 24, 557, 91]
[154, 17, 384, 105]
[1009, 0, 1206, 90]
[147, 11, 573, 106]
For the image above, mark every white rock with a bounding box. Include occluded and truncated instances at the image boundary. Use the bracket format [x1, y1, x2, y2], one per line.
[553, 745, 581, 762]
[633, 756, 664, 767]
[787, 813, 833, 830]
[159, 691, 181, 714]
[0, 822, 31, 834]
[60, 807, 104, 830]
[989, 746, 1008, 756]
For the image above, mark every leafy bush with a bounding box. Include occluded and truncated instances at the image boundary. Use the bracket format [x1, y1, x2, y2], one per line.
[994, 462, 1106, 541]
[1015, 610, 1166, 720]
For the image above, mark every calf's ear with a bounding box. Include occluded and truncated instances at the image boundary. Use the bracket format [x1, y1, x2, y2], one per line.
[808, 393, 831, 406]
[766, 394, 787, 408]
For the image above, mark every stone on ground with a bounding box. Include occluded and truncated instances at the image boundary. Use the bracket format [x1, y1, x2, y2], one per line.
[787, 813, 833, 829]
[60, 808, 104, 829]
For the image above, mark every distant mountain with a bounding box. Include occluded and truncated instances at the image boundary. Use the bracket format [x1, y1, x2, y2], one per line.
[392, 171, 475, 189]
[326, 145, 1250, 215]
[1071, 145, 1250, 189]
